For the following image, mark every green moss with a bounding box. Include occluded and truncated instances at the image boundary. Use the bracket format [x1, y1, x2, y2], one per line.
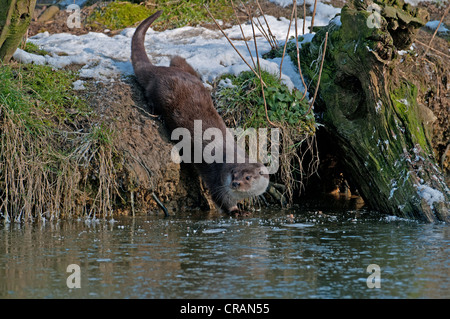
[0, 0, 35, 62]
[390, 81, 430, 152]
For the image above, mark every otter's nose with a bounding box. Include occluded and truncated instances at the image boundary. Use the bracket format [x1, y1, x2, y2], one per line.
[231, 181, 240, 189]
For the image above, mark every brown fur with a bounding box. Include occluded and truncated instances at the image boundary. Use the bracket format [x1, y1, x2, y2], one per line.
[131, 11, 269, 213]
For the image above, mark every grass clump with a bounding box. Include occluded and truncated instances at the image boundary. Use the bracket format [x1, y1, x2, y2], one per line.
[214, 70, 315, 135]
[0, 63, 119, 222]
[87, 0, 235, 31]
[148, 0, 235, 30]
[0, 64, 87, 136]
[22, 42, 49, 56]
[213, 70, 318, 202]
[87, 1, 153, 30]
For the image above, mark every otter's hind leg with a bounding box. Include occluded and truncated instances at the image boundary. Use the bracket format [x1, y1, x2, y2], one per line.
[170, 56, 201, 79]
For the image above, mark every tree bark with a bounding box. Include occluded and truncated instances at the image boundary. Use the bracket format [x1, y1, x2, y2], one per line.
[299, 0, 449, 222]
[0, 0, 36, 63]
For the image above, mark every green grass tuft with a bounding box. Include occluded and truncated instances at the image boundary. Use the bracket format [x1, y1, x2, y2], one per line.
[23, 42, 49, 56]
[214, 70, 315, 134]
[0, 64, 90, 132]
[86, 0, 235, 31]
[87, 2, 153, 30]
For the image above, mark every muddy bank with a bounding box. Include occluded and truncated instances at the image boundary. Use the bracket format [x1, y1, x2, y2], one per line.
[20, 0, 448, 219]
[80, 79, 216, 216]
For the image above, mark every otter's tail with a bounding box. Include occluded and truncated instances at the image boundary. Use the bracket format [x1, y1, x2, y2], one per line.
[131, 11, 163, 85]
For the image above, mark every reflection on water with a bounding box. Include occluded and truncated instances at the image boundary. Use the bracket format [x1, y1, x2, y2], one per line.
[0, 209, 449, 299]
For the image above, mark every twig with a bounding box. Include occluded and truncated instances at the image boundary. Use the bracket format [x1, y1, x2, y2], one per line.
[310, 0, 318, 32]
[134, 103, 159, 118]
[239, 0, 277, 50]
[152, 192, 169, 217]
[307, 32, 328, 115]
[415, 39, 450, 59]
[130, 190, 135, 217]
[254, 15, 276, 49]
[237, 0, 274, 50]
[250, 12, 278, 127]
[243, 0, 274, 49]
[421, 4, 450, 59]
[204, 4, 265, 85]
[303, 0, 306, 35]
[441, 143, 450, 170]
[279, 0, 297, 81]
[295, 3, 308, 100]
[256, 0, 278, 49]
[231, 0, 257, 70]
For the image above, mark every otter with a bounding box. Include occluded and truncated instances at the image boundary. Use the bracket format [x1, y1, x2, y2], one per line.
[131, 11, 269, 213]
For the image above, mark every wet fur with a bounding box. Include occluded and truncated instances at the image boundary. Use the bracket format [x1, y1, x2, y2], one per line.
[131, 11, 269, 213]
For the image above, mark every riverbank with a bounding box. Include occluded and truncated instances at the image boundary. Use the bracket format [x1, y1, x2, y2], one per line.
[2, 0, 449, 222]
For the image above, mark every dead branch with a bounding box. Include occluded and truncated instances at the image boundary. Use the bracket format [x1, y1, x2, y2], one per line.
[254, 15, 276, 49]
[256, 0, 278, 49]
[204, 4, 265, 84]
[294, 2, 308, 100]
[307, 31, 328, 114]
[415, 39, 450, 59]
[231, 0, 257, 70]
[303, 0, 306, 35]
[421, 3, 450, 59]
[310, 0, 318, 31]
[279, 0, 297, 80]
[249, 11, 279, 127]
[238, 0, 276, 50]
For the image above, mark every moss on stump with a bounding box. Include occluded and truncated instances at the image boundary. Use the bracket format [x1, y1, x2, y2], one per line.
[298, 0, 449, 222]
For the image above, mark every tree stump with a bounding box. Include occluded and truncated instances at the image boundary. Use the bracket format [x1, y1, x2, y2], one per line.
[0, 0, 36, 63]
[300, 0, 449, 222]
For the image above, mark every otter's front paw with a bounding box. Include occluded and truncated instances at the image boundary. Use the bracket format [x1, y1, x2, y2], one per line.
[228, 207, 252, 217]
[228, 205, 239, 213]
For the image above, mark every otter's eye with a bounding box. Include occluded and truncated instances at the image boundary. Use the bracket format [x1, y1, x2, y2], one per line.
[245, 176, 251, 181]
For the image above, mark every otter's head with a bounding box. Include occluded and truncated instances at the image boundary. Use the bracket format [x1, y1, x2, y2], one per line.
[228, 163, 269, 199]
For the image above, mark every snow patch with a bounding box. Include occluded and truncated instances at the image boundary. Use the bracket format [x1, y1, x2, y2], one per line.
[416, 184, 445, 209]
[425, 21, 449, 34]
[15, 1, 343, 88]
[72, 80, 86, 90]
[218, 78, 236, 88]
[375, 100, 382, 113]
[12, 48, 46, 65]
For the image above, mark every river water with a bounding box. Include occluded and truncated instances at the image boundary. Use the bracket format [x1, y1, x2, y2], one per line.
[0, 208, 449, 299]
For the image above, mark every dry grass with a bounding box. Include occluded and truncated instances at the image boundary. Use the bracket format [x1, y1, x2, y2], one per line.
[0, 64, 119, 223]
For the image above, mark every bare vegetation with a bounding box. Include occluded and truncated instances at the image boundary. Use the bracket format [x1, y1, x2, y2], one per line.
[0, 64, 119, 222]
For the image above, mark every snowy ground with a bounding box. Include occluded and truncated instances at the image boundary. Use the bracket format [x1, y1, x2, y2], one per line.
[14, 1, 341, 92]
[13, 0, 447, 92]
